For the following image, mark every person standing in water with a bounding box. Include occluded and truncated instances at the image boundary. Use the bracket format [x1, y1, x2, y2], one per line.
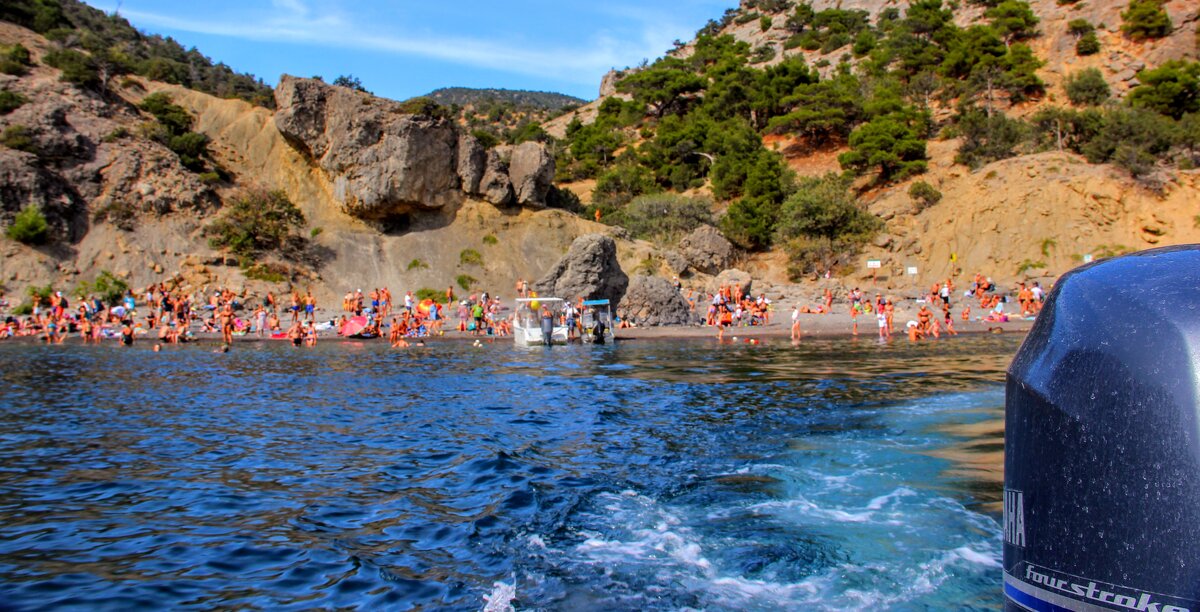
[219, 300, 234, 346]
[540, 304, 554, 346]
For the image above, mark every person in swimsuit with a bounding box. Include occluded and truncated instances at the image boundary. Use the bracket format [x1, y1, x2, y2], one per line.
[219, 301, 234, 346]
[287, 321, 303, 347]
[120, 321, 134, 347]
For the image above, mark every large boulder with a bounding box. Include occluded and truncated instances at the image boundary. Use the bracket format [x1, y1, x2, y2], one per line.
[508, 141, 554, 207]
[710, 268, 753, 297]
[532, 233, 628, 305]
[456, 133, 486, 195]
[274, 76, 556, 217]
[680, 225, 734, 275]
[275, 75, 460, 219]
[479, 147, 514, 206]
[618, 275, 696, 326]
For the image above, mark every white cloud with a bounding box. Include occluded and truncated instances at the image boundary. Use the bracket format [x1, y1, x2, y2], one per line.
[104, 4, 688, 87]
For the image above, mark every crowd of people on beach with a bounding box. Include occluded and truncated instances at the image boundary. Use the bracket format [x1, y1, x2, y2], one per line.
[0, 269, 1046, 347]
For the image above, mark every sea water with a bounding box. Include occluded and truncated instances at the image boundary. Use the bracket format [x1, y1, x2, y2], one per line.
[0, 335, 1019, 610]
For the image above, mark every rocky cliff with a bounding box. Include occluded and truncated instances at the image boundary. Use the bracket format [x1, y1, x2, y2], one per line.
[273, 75, 556, 218]
[0, 22, 652, 306]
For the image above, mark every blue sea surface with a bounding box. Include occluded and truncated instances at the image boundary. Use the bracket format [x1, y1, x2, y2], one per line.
[0, 335, 1019, 610]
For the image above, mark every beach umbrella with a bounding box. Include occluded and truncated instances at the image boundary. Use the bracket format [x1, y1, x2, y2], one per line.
[340, 315, 368, 337]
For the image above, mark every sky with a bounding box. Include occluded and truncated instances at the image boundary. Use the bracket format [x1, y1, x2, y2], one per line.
[81, 0, 738, 102]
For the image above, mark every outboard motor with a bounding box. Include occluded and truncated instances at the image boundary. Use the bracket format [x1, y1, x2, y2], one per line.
[1005, 245, 1200, 611]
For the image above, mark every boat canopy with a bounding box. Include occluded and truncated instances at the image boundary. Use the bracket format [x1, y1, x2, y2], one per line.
[582, 299, 610, 307]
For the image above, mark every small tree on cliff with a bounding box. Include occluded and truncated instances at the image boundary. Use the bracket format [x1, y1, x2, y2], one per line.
[207, 189, 306, 260]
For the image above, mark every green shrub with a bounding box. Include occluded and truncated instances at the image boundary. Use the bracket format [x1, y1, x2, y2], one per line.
[954, 108, 1030, 169]
[43, 48, 99, 88]
[482, 234, 498, 245]
[1016, 259, 1047, 275]
[198, 171, 221, 184]
[838, 110, 929, 183]
[1121, 0, 1172, 41]
[0, 90, 27, 115]
[760, 15, 773, 31]
[1128, 61, 1200, 119]
[472, 129, 500, 149]
[908, 181, 943, 210]
[407, 258, 428, 271]
[6, 204, 49, 245]
[750, 45, 776, 63]
[455, 274, 477, 291]
[397, 97, 450, 119]
[1067, 19, 1094, 36]
[459, 248, 483, 266]
[593, 163, 658, 209]
[101, 126, 129, 142]
[206, 188, 305, 258]
[613, 194, 713, 241]
[1076, 32, 1101, 55]
[775, 174, 881, 279]
[242, 262, 288, 283]
[1, 125, 36, 153]
[309, 227, 323, 238]
[415, 288, 447, 303]
[0, 43, 32, 76]
[75, 271, 129, 305]
[1064, 68, 1110, 106]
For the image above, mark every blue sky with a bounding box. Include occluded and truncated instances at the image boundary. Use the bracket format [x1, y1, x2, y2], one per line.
[82, 0, 737, 101]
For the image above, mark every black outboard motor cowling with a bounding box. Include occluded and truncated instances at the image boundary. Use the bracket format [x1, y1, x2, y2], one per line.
[1005, 245, 1200, 611]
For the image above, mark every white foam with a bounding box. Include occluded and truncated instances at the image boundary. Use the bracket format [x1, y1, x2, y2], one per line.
[954, 546, 1001, 567]
[481, 581, 516, 612]
[866, 487, 917, 510]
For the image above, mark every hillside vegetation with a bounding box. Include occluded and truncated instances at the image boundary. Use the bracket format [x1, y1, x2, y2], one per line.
[424, 87, 585, 111]
[544, 0, 1199, 278]
[0, 0, 273, 106]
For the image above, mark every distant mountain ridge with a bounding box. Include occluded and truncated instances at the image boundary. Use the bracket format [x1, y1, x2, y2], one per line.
[422, 87, 587, 110]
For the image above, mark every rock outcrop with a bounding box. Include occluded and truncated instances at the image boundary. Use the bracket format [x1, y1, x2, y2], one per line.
[456, 133, 486, 195]
[274, 76, 460, 219]
[0, 68, 211, 243]
[710, 268, 753, 297]
[508, 142, 554, 208]
[477, 148, 514, 206]
[273, 76, 556, 218]
[618, 275, 696, 326]
[680, 225, 735, 275]
[532, 233, 629, 305]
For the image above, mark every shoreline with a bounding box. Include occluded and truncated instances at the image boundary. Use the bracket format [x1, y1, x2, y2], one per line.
[2, 313, 1035, 346]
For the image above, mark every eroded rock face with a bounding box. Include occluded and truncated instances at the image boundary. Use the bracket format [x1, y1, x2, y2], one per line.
[508, 141, 554, 208]
[274, 76, 556, 218]
[618, 274, 696, 326]
[457, 133, 486, 195]
[532, 233, 628, 305]
[275, 76, 459, 219]
[680, 225, 734, 275]
[479, 147, 514, 207]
